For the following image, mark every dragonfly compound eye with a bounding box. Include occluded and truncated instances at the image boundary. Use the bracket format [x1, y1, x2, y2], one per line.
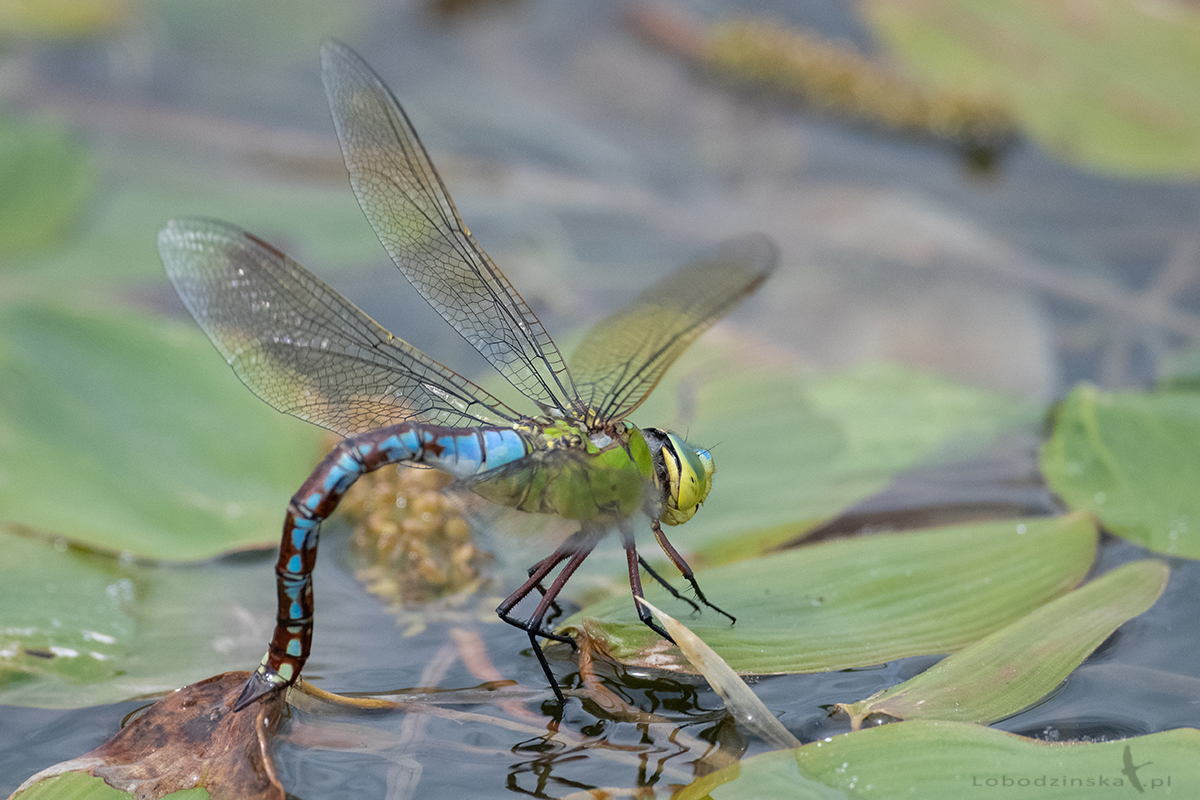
[660, 433, 716, 526]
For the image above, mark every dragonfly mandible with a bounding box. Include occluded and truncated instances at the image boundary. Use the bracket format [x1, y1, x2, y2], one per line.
[159, 39, 777, 710]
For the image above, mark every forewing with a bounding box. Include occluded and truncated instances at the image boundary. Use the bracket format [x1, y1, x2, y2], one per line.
[320, 39, 575, 415]
[159, 218, 521, 436]
[569, 234, 778, 421]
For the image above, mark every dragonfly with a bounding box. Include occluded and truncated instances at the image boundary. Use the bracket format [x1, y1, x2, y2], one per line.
[159, 39, 776, 710]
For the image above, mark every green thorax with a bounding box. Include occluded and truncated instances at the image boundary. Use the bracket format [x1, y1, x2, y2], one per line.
[470, 419, 655, 521]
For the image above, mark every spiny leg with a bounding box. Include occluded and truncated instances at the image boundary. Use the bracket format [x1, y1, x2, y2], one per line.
[525, 534, 600, 639]
[523, 536, 601, 703]
[525, 547, 569, 625]
[651, 518, 736, 624]
[497, 527, 594, 645]
[621, 521, 674, 643]
[496, 525, 605, 702]
[538, 588, 567, 629]
[636, 555, 701, 613]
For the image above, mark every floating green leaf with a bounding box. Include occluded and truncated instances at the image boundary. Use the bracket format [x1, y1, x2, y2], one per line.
[0, 530, 277, 708]
[0, 115, 94, 260]
[8, 150, 375, 287]
[839, 559, 1169, 727]
[9, 772, 148, 800]
[11, 773, 211, 800]
[860, 0, 1200, 177]
[679, 721, 1200, 799]
[568, 514, 1097, 674]
[0, 532, 133, 689]
[1042, 384, 1200, 559]
[630, 350, 1035, 561]
[0, 302, 322, 560]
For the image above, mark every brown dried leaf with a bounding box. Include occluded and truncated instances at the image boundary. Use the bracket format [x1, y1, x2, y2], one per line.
[15, 672, 285, 800]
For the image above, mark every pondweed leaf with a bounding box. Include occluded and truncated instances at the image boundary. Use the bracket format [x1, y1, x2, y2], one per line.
[570, 514, 1097, 674]
[678, 721, 1200, 798]
[838, 559, 1169, 727]
[1043, 385, 1200, 559]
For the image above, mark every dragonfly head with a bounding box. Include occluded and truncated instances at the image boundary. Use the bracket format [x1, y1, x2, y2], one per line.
[642, 428, 716, 526]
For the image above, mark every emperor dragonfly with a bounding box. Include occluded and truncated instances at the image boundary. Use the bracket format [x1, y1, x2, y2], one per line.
[158, 40, 776, 709]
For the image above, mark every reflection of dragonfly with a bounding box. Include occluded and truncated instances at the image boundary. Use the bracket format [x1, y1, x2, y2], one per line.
[159, 40, 776, 709]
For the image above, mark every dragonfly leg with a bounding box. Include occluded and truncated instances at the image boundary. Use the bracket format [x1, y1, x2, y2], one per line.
[651, 518, 736, 624]
[496, 527, 592, 644]
[525, 541, 598, 703]
[525, 551, 564, 624]
[496, 525, 606, 701]
[525, 534, 598, 639]
[636, 555, 701, 613]
[526, 631, 565, 705]
[621, 522, 675, 643]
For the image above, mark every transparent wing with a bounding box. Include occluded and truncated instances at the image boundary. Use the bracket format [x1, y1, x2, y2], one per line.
[159, 218, 521, 436]
[569, 234, 778, 422]
[320, 38, 576, 416]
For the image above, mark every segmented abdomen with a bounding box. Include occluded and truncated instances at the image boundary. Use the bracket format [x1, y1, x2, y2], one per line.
[234, 421, 530, 709]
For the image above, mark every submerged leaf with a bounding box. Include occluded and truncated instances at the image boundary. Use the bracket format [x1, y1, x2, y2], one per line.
[12, 672, 285, 800]
[1042, 385, 1200, 559]
[569, 514, 1097, 674]
[838, 559, 1169, 727]
[679, 721, 1200, 799]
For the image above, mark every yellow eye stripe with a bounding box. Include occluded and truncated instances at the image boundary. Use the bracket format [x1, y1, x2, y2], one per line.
[663, 433, 697, 511]
[659, 433, 716, 526]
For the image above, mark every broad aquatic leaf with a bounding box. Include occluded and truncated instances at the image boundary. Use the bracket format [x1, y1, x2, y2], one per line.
[0, 530, 276, 709]
[1042, 385, 1200, 559]
[0, 302, 322, 559]
[10, 672, 285, 800]
[628, 346, 1036, 561]
[860, 0, 1200, 177]
[0, 115, 94, 260]
[8, 151, 374, 285]
[568, 514, 1097, 674]
[0, 532, 133, 689]
[838, 559, 1169, 727]
[8, 771, 154, 800]
[680, 751, 844, 800]
[678, 721, 1200, 799]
